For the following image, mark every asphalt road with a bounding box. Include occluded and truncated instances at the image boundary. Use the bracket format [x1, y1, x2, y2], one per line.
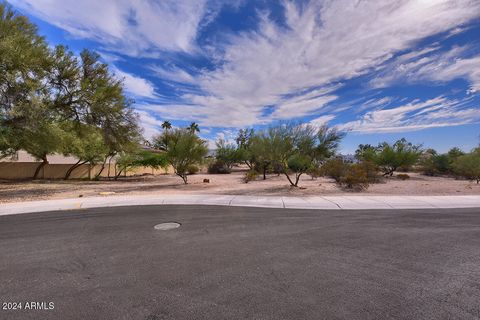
[1, 206, 480, 320]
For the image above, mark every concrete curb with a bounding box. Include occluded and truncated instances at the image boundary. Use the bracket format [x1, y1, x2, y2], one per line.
[1, 194, 480, 216]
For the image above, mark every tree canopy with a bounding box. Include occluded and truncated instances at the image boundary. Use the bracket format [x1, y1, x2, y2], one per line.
[0, 3, 141, 178]
[153, 128, 208, 184]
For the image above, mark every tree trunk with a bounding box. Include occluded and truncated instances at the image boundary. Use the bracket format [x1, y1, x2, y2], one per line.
[294, 172, 303, 187]
[382, 167, 396, 177]
[180, 173, 188, 184]
[283, 172, 297, 187]
[108, 156, 114, 179]
[95, 156, 109, 179]
[33, 156, 48, 179]
[114, 168, 124, 180]
[262, 166, 267, 180]
[64, 160, 87, 180]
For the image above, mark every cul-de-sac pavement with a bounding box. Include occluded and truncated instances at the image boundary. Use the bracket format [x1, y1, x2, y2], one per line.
[1, 196, 480, 320]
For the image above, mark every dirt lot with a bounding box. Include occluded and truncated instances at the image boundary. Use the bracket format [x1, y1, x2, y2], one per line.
[1, 167, 479, 203]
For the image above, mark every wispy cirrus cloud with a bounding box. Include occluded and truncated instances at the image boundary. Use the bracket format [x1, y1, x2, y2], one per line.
[371, 46, 480, 93]
[9, 0, 229, 54]
[337, 96, 480, 133]
[310, 114, 336, 127]
[145, 0, 480, 127]
[12, 0, 480, 134]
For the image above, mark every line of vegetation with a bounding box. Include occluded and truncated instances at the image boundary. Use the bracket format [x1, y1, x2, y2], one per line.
[1, 3, 478, 189]
[210, 127, 479, 189]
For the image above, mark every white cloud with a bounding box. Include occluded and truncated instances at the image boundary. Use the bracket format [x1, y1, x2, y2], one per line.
[337, 96, 480, 133]
[371, 46, 480, 92]
[12, 0, 480, 130]
[150, 65, 196, 84]
[112, 67, 157, 99]
[205, 130, 237, 149]
[144, 0, 480, 127]
[310, 115, 336, 127]
[136, 110, 164, 140]
[10, 0, 212, 54]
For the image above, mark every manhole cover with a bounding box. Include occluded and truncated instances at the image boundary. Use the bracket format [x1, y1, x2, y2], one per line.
[154, 222, 181, 230]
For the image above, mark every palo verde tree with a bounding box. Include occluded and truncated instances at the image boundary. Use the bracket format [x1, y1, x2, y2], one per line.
[20, 119, 66, 179]
[49, 48, 142, 178]
[61, 124, 109, 180]
[114, 150, 168, 180]
[0, 4, 141, 180]
[214, 139, 243, 170]
[153, 128, 208, 184]
[251, 123, 344, 187]
[373, 138, 422, 176]
[249, 131, 275, 180]
[235, 128, 255, 169]
[0, 3, 52, 161]
[277, 123, 344, 187]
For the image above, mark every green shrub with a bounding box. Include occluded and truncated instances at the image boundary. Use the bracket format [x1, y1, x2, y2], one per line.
[320, 158, 348, 182]
[420, 151, 456, 176]
[358, 161, 380, 183]
[397, 173, 410, 180]
[243, 170, 258, 183]
[452, 150, 480, 184]
[207, 160, 231, 174]
[339, 164, 369, 190]
[307, 164, 322, 179]
[187, 164, 199, 175]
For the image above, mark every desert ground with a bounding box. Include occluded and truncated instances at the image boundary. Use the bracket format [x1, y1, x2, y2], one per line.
[1, 167, 479, 203]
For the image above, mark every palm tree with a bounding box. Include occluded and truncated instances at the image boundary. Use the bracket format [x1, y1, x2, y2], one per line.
[188, 122, 200, 133]
[162, 121, 172, 131]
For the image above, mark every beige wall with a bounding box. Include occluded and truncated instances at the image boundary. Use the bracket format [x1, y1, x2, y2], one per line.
[0, 162, 174, 180]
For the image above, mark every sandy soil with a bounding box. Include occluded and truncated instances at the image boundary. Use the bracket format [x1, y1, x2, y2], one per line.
[1, 167, 479, 203]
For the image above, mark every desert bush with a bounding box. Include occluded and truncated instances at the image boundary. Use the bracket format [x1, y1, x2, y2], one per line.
[452, 149, 480, 184]
[420, 150, 438, 176]
[207, 160, 231, 174]
[187, 164, 199, 175]
[358, 161, 381, 183]
[320, 158, 348, 182]
[243, 170, 258, 183]
[420, 147, 465, 176]
[339, 164, 369, 190]
[307, 164, 322, 179]
[397, 173, 410, 180]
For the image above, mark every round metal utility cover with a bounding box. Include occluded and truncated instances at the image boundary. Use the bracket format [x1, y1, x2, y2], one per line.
[154, 222, 181, 230]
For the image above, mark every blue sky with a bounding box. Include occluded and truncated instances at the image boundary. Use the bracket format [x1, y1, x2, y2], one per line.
[9, 0, 480, 153]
